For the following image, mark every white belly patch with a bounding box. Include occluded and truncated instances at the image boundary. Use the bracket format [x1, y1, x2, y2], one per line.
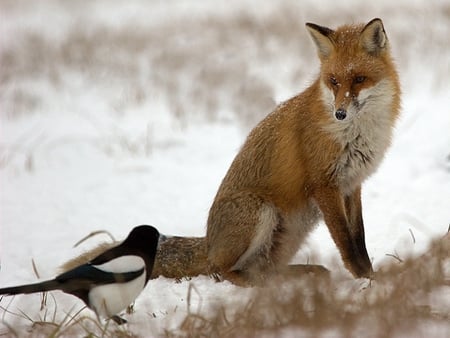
[89, 272, 146, 318]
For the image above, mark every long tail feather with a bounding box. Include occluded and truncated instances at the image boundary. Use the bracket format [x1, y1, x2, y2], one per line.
[0, 279, 60, 295]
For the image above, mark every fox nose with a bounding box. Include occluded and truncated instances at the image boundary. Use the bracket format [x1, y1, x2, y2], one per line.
[335, 108, 347, 120]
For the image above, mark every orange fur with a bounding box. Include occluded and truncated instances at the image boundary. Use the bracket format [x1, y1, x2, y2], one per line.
[61, 19, 400, 285]
[207, 18, 401, 283]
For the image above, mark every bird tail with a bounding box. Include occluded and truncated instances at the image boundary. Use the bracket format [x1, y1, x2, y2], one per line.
[0, 279, 60, 296]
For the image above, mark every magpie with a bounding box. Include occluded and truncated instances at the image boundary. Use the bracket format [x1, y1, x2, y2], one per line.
[0, 225, 159, 324]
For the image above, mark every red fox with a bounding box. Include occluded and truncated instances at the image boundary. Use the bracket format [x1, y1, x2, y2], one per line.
[61, 18, 400, 284]
[206, 18, 400, 283]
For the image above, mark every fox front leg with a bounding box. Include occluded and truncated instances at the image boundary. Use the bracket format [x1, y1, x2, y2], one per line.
[314, 186, 373, 278]
[344, 186, 373, 276]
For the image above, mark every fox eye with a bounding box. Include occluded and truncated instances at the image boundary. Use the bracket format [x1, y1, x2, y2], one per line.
[354, 76, 366, 84]
[330, 76, 339, 86]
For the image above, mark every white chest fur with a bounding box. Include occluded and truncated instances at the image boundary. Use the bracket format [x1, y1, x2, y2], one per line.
[322, 79, 396, 195]
[333, 129, 391, 195]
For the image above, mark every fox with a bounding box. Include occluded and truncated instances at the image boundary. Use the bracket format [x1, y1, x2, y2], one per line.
[60, 18, 400, 285]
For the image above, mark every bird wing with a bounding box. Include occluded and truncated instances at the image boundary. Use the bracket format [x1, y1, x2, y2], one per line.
[56, 264, 145, 289]
[56, 262, 145, 310]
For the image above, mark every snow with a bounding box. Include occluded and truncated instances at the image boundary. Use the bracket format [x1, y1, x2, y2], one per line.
[1, 0, 449, 336]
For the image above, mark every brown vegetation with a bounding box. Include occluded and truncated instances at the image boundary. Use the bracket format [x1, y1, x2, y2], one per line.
[1, 1, 449, 336]
[175, 233, 449, 337]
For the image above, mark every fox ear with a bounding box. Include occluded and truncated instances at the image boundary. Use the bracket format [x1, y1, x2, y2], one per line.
[306, 23, 335, 59]
[360, 18, 387, 55]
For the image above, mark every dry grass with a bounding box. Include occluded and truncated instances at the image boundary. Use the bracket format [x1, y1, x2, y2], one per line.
[172, 233, 450, 338]
[1, 1, 449, 165]
[2, 1, 449, 127]
[1, 233, 447, 337]
[0, 295, 139, 338]
[0, 311, 138, 338]
[1, 1, 449, 336]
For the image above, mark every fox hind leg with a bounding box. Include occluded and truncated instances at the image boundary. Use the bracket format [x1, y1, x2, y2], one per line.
[207, 193, 279, 284]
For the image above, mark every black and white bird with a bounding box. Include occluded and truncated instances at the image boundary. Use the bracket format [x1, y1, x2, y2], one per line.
[0, 225, 159, 324]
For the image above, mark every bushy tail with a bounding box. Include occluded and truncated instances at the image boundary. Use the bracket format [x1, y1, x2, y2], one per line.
[0, 279, 60, 296]
[152, 236, 208, 279]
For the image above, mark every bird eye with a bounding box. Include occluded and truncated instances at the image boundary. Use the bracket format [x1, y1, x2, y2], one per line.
[354, 76, 366, 84]
[330, 76, 338, 86]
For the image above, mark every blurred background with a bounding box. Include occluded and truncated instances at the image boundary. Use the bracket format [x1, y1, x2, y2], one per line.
[0, 0, 449, 275]
[0, 1, 449, 335]
[2, 0, 449, 127]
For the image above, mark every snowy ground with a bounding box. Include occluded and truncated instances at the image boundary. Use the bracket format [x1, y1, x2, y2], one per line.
[0, 0, 449, 337]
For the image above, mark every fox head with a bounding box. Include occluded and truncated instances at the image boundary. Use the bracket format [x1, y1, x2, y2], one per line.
[306, 18, 400, 123]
